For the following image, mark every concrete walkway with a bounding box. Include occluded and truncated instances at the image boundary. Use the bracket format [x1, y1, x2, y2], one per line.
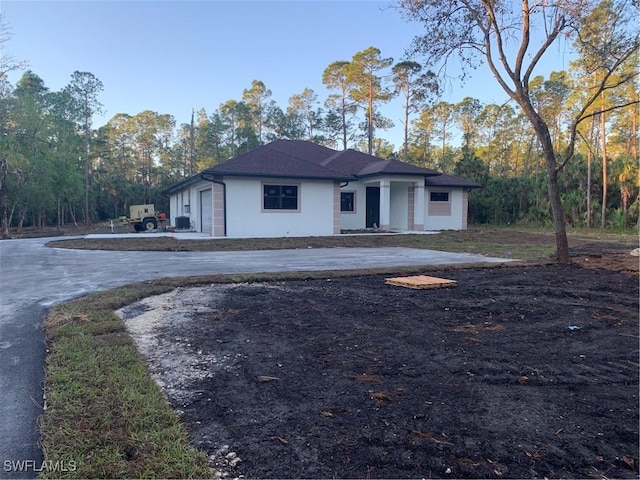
[0, 237, 512, 478]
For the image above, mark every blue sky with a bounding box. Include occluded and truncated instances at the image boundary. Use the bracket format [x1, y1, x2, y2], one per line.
[2, 0, 573, 150]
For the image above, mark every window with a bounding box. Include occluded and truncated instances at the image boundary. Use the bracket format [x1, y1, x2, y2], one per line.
[428, 190, 452, 216]
[340, 192, 355, 212]
[263, 184, 298, 210]
[430, 192, 449, 202]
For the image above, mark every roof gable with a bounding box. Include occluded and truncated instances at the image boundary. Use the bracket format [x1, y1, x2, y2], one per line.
[202, 142, 354, 180]
[268, 139, 337, 164]
[321, 149, 440, 177]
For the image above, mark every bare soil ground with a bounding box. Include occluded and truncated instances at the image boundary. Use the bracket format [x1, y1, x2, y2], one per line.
[118, 241, 639, 480]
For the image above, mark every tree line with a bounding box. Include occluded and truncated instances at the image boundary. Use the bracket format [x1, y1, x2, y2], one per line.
[0, 2, 637, 242]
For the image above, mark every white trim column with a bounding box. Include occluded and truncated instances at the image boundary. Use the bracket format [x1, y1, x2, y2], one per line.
[379, 179, 390, 230]
[413, 182, 425, 231]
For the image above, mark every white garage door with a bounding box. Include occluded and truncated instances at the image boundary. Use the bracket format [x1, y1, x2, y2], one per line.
[200, 189, 212, 235]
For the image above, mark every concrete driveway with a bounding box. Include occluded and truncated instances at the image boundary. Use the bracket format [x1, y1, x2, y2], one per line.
[0, 236, 511, 478]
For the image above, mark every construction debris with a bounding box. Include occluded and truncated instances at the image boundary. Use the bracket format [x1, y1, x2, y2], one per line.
[385, 275, 457, 289]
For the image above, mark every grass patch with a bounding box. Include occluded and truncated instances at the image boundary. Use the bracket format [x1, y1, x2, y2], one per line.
[46, 226, 572, 263]
[41, 282, 214, 479]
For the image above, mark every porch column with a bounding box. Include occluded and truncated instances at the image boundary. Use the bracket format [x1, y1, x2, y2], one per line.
[379, 179, 390, 230]
[413, 182, 425, 231]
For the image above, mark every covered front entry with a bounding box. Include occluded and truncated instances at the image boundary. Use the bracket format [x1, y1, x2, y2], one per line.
[200, 188, 212, 234]
[365, 186, 380, 228]
[361, 179, 425, 231]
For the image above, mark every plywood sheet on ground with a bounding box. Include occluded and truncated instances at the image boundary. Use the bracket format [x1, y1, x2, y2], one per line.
[385, 275, 457, 289]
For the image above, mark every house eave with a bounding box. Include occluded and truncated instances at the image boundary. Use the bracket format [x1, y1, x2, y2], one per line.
[355, 172, 440, 181]
[202, 171, 356, 182]
[161, 174, 204, 196]
[424, 180, 483, 189]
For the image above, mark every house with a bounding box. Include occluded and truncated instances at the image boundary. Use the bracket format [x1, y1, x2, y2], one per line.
[162, 139, 480, 238]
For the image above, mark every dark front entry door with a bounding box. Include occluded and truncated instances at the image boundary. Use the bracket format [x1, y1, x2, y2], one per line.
[366, 186, 380, 228]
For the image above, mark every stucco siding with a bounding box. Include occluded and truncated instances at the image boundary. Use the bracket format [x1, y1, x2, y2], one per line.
[424, 188, 467, 230]
[339, 182, 367, 230]
[390, 182, 410, 230]
[168, 177, 472, 236]
[462, 190, 469, 229]
[163, 140, 478, 236]
[168, 179, 210, 230]
[225, 178, 336, 238]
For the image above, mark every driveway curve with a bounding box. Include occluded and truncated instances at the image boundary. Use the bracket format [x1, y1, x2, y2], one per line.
[0, 237, 510, 478]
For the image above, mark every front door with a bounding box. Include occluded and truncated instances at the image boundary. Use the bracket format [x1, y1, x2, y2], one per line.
[366, 186, 380, 228]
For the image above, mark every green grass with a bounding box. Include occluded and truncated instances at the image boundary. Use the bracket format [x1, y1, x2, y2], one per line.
[46, 226, 575, 263]
[41, 283, 214, 479]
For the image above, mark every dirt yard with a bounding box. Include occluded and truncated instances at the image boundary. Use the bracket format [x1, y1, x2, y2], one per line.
[117, 245, 639, 479]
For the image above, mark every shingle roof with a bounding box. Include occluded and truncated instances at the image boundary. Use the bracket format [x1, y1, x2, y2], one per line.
[204, 140, 440, 178]
[425, 174, 482, 188]
[202, 142, 354, 180]
[314, 149, 437, 177]
[161, 172, 203, 195]
[163, 140, 479, 195]
[268, 139, 338, 164]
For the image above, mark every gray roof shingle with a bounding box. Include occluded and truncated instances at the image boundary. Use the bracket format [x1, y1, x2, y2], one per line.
[203, 142, 354, 180]
[318, 149, 439, 177]
[203, 140, 441, 178]
[425, 174, 482, 188]
[162, 140, 480, 195]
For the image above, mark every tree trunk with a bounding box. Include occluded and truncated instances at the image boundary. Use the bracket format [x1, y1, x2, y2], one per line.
[403, 95, 410, 161]
[17, 205, 26, 233]
[631, 93, 638, 161]
[586, 150, 592, 227]
[441, 124, 446, 171]
[84, 117, 92, 226]
[57, 198, 62, 230]
[0, 157, 8, 238]
[521, 102, 570, 263]
[341, 95, 348, 150]
[68, 200, 78, 227]
[0, 182, 8, 239]
[189, 109, 195, 176]
[546, 153, 570, 262]
[8, 205, 14, 230]
[84, 140, 90, 225]
[600, 99, 608, 229]
[368, 81, 374, 155]
[621, 186, 630, 227]
[586, 111, 597, 228]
